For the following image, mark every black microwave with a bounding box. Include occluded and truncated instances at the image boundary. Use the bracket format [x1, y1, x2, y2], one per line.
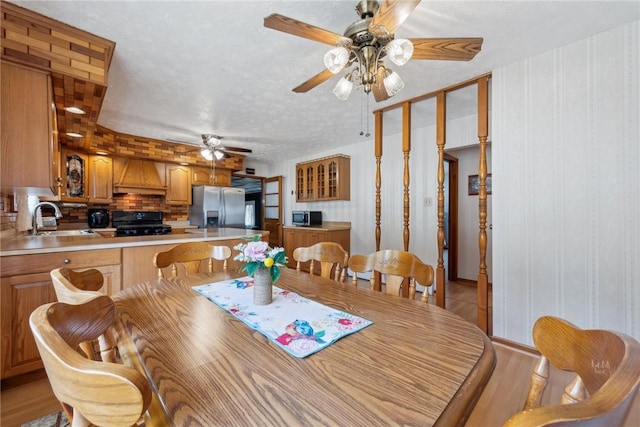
[292, 211, 322, 227]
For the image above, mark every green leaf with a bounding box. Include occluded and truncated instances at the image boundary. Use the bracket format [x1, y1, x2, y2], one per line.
[271, 265, 280, 282]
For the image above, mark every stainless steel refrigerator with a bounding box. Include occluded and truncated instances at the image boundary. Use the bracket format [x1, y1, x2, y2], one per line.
[190, 186, 246, 229]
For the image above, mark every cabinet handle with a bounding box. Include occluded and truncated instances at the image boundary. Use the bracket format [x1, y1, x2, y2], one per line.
[63, 258, 71, 264]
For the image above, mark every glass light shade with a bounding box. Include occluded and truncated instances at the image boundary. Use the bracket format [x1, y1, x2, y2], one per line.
[383, 70, 405, 97]
[201, 148, 213, 161]
[213, 149, 225, 160]
[386, 39, 414, 66]
[332, 76, 353, 101]
[324, 47, 350, 74]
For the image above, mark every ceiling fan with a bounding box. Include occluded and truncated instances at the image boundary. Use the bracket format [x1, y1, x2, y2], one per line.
[199, 134, 252, 160]
[264, 0, 483, 102]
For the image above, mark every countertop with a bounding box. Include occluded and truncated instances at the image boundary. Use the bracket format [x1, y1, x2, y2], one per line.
[282, 221, 351, 231]
[0, 228, 266, 256]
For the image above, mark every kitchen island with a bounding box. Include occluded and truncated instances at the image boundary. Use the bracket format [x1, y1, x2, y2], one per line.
[0, 227, 268, 379]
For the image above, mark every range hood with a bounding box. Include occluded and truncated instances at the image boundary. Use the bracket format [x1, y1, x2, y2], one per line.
[113, 158, 167, 195]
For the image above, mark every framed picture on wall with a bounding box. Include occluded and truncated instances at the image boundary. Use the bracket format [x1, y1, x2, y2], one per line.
[468, 174, 492, 196]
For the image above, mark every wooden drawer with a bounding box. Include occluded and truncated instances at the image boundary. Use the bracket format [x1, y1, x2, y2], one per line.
[0, 248, 121, 277]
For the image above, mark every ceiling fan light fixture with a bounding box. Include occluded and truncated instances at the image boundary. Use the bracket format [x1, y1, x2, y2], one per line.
[386, 38, 414, 66]
[201, 148, 214, 161]
[333, 75, 354, 101]
[213, 149, 225, 160]
[324, 47, 350, 74]
[383, 69, 404, 97]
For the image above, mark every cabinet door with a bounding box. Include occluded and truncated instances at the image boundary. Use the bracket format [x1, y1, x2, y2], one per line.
[60, 149, 90, 202]
[88, 155, 113, 203]
[192, 167, 231, 186]
[1, 272, 56, 378]
[284, 229, 327, 273]
[166, 164, 192, 205]
[1, 62, 57, 195]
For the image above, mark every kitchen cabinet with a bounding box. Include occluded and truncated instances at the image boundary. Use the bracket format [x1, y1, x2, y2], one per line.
[88, 155, 113, 203]
[192, 166, 232, 186]
[166, 164, 192, 205]
[295, 155, 350, 202]
[55, 149, 90, 202]
[121, 234, 269, 285]
[1, 62, 58, 195]
[0, 248, 121, 379]
[283, 225, 350, 274]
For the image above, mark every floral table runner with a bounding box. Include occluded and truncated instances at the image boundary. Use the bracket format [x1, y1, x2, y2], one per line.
[192, 277, 373, 358]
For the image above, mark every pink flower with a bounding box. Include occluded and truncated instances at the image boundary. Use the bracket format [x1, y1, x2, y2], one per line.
[338, 318, 353, 326]
[244, 241, 269, 262]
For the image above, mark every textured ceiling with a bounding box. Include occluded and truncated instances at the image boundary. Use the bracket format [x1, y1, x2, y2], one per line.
[13, 1, 640, 163]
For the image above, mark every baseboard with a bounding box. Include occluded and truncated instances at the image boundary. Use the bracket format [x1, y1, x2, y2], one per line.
[491, 336, 539, 357]
[0, 368, 47, 390]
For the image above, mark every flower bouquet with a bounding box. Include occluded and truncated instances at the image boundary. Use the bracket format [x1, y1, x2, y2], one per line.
[233, 235, 288, 282]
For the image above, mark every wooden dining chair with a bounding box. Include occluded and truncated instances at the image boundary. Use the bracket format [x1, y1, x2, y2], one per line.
[153, 242, 231, 278]
[50, 267, 117, 363]
[30, 295, 152, 427]
[504, 316, 640, 426]
[348, 250, 434, 302]
[293, 242, 349, 282]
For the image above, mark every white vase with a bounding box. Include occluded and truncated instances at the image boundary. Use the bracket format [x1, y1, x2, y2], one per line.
[253, 268, 273, 305]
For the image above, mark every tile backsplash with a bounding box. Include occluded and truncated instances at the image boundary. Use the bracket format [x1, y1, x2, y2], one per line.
[0, 192, 189, 231]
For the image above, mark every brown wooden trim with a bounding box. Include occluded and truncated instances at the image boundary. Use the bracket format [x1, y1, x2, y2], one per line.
[491, 337, 539, 357]
[373, 72, 492, 115]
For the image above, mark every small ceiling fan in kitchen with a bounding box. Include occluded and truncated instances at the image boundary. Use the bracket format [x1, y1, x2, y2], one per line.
[170, 134, 253, 160]
[198, 134, 252, 160]
[263, 0, 483, 102]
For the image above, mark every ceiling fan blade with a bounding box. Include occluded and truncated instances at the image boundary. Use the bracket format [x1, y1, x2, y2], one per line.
[223, 146, 253, 153]
[410, 38, 483, 61]
[372, 68, 390, 102]
[264, 13, 351, 46]
[293, 68, 336, 93]
[370, 0, 421, 34]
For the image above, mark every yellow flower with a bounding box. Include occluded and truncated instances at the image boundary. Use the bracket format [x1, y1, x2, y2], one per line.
[263, 258, 274, 268]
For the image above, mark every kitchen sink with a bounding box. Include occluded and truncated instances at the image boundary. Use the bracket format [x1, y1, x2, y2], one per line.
[32, 229, 98, 237]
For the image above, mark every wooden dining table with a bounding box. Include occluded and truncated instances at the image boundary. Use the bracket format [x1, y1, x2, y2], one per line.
[113, 268, 496, 427]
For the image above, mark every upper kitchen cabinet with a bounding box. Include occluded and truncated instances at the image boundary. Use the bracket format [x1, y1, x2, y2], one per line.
[88, 155, 113, 203]
[192, 166, 232, 186]
[166, 164, 192, 205]
[1, 62, 58, 195]
[296, 155, 350, 202]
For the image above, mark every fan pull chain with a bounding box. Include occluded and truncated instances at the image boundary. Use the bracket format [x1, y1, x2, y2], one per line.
[360, 90, 365, 136]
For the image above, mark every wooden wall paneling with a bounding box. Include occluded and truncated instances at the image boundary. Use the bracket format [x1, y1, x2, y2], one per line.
[477, 77, 490, 334]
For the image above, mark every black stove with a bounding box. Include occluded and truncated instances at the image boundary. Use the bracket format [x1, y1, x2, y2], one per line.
[112, 211, 172, 237]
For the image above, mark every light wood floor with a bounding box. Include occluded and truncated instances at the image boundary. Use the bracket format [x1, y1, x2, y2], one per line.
[2, 280, 638, 426]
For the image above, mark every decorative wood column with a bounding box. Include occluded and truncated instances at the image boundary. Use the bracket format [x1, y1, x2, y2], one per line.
[436, 91, 447, 308]
[476, 77, 490, 334]
[375, 110, 383, 253]
[402, 102, 411, 252]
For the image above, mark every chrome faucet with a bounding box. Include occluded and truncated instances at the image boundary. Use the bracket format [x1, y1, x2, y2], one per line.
[32, 201, 63, 235]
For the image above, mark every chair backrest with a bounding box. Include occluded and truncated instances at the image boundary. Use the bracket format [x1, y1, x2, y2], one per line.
[504, 316, 640, 426]
[30, 295, 152, 427]
[210, 244, 232, 272]
[153, 242, 227, 278]
[348, 250, 434, 302]
[293, 242, 349, 282]
[50, 267, 116, 362]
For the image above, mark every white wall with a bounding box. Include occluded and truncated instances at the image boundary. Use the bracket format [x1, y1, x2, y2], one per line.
[492, 20, 640, 344]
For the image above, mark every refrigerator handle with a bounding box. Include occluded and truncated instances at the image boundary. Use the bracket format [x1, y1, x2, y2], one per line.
[220, 189, 225, 226]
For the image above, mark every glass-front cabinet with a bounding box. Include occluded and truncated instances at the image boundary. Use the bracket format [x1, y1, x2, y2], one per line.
[295, 155, 350, 202]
